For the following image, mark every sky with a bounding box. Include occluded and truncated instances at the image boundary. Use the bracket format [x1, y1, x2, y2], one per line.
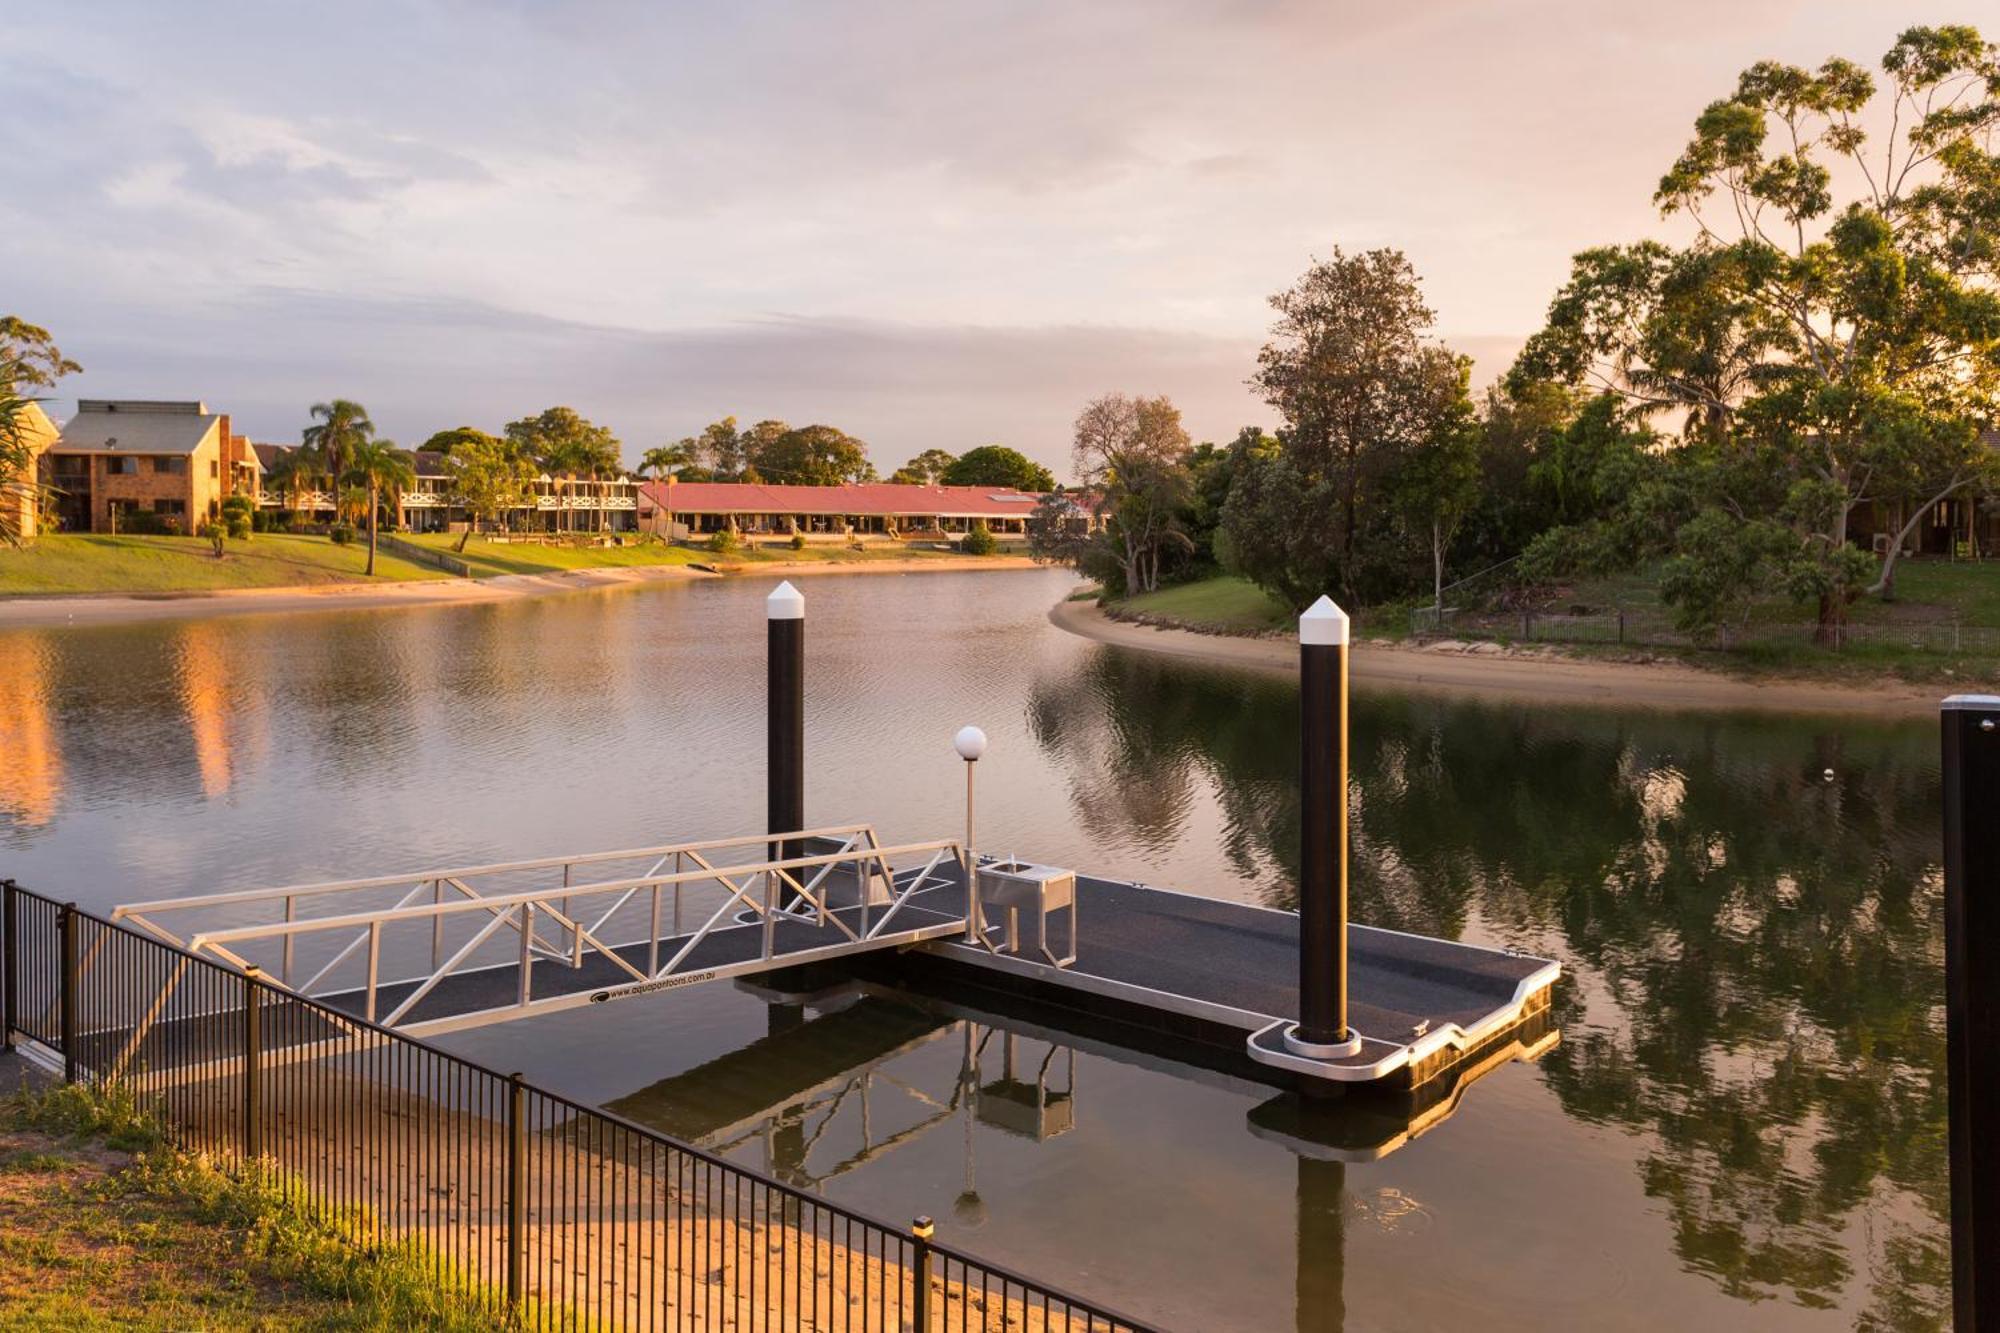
[1, 1, 1967, 478]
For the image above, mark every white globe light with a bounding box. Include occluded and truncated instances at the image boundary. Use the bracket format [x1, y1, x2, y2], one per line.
[954, 725, 988, 762]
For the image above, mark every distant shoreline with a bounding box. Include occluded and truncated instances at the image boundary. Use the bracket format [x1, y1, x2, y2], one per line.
[0, 555, 1043, 630]
[1048, 596, 1944, 717]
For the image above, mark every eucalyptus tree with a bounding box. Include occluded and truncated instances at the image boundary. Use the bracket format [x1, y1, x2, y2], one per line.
[0, 315, 77, 547]
[1068, 392, 1195, 595]
[419, 426, 503, 457]
[755, 424, 875, 486]
[444, 433, 536, 550]
[1517, 24, 2000, 639]
[342, 438, 416, 575]
[891, 447, 957, 486]
[942, 445, 1055, 492]
[1223, 248, 1469, 608]
[1391, 357, 1484, 614]
[505, 406, 622, 534]
[0, 316, 80, 389]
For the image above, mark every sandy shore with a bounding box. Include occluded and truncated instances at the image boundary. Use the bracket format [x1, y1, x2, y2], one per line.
[1049, 597, 1949, 716]
[0, 555, 1043, 630]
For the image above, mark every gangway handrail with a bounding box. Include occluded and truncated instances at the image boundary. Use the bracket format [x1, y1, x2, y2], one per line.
[111, 823, 887, 918]
[130, 834, 968, 1033]
[182, 839, 963, 947]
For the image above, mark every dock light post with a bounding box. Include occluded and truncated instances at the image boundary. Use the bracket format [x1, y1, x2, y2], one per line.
[1942, 694, 2000, 1331]
[767, 582, 805, 904]
[1289, 596, 1361, 1059]
[955, 726, 987, 943]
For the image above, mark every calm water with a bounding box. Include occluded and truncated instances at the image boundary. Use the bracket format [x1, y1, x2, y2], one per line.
[0, 569, 1948, 1331]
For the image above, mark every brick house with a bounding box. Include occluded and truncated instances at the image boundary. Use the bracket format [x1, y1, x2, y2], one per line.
[39, 400, 260, 534]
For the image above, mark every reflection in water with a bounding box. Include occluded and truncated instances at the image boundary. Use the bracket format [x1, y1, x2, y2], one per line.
[0, 572, 1954, 1328]
[0, 637, 61, 827]
[175, 622, 264, 800]
[1033, 648, 1949, 1324]
[608, 995, 1079, 1200]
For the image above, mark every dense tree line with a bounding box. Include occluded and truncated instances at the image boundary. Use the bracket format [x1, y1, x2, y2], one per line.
[1033, 25, 2000, 647]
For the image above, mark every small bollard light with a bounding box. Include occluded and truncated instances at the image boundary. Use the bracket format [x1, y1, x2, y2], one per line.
[955, 727, 987, 943]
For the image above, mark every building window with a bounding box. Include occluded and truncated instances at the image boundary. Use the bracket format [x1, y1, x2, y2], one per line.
[153, 499, 186, 516]
[107, 456, 137, 475]
[152, 456, 187, 475]
[210, 460, 220, 479]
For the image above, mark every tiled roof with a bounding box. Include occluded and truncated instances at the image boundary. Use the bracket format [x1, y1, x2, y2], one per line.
[55, 402, 221, 456]
[638, 480, 1047, 517]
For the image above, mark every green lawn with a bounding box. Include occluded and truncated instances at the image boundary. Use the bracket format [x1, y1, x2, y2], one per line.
[1110, 576, 1292, 634]
[402, 533, 1010, 579]
[0, 1083, 501, 1330]
[0, 534, 446, 596]
[402, 533, 712, 577]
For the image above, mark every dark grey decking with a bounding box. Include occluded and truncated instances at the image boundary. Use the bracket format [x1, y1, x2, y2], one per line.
[76, 867, 1556, 1096]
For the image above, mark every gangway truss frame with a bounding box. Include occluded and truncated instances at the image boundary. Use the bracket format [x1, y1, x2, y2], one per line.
[110, 825, 969, 1038]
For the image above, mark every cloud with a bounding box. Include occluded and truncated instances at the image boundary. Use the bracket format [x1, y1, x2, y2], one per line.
[0, 0, 1950, 472]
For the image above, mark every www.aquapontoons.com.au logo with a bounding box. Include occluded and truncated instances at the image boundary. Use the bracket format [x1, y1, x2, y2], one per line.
[589, 971, 717, 1004]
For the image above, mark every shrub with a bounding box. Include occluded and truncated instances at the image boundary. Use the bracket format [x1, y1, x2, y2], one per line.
[198, 521, 226, 557]
[959, 524, 997, 556]
[790, 531, 807, 550]
[114, 509, 172, 535]
[706, 529, 739, 555]
[330, 524, 356, 546]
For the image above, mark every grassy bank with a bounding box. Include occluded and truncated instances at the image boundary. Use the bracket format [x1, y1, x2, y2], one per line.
[402, 532, 1015, 578]
[0, 534, 445, 597]
[1108, 562, 2000, 683]
[0, 1082, 498, 1330]
[0, 531, 1028, 598]
[1104, 576, 1292, 635]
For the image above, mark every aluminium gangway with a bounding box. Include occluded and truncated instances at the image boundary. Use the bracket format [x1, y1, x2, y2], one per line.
[104, 825, 971, 1064]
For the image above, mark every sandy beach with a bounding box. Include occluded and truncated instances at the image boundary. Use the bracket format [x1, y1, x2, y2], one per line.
[1049, 597, 1949, 716]
[0, 555, 1044, 630]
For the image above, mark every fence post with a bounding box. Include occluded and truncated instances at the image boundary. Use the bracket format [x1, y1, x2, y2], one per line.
[242, 966, 262, 1161]
[507, 1073, 527, 1315]
[59, 903, 79, 1084]
[2, 880, 16, 1054]
[911, 1215, 935, 1331]
[1618, 610, 1626, 645]
[1943, 695, 2000, 1332]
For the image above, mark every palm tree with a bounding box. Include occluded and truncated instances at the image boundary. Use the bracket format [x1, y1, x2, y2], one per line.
[343, 439, 416, 576]
[580, 438, 623, 535]
[264, 449, 315, 524]
[640, 442, 691, 482]
[302, 400, 375, 488]
[537, 437, 591, 536]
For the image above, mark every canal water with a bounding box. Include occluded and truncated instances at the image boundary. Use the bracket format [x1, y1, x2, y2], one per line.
[0, 568, 1947, 1331]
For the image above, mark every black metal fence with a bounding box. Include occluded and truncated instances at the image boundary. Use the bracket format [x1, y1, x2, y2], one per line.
[1, 880, 1149, 1332]
[1411, 604, 2000, 654]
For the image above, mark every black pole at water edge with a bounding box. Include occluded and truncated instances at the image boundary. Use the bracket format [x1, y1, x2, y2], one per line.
[1943, 694, 2000, 1331]
[1296, 596, 1350, 1050]
[767, 582, 805, 897]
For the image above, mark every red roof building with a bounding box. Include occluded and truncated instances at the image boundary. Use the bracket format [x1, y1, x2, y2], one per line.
[637, 479, 1050, 538]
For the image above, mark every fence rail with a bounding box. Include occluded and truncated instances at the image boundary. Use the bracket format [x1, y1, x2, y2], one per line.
[1411, 605, 2000, 654]
[0, 878, 1150, 1332]
[377, 532, 474, 578]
